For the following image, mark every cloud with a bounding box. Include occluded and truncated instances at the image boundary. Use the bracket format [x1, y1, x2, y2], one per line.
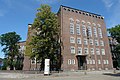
[102, 0, 114, 9]
[106, 0, 120, 28]
[35, 0, 60, 4]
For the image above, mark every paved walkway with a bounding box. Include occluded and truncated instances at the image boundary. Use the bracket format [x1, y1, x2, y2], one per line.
[0, 70, 120, 80]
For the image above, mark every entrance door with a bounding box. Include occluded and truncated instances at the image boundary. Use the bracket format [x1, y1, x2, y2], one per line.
[77, 56, 87, 70]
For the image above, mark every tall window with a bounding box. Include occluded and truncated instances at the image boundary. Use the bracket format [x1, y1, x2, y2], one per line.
[96, 48, 100, 55]
[70, 37, 75, 43]
[90, 48, 94, 55]
[84, 48, 88, 54]
[72, 59, 75, 64]
[84, 38, 88, 45]
[93, 27, 97, 37]
[100, 40, 104, 46]
[98, 28, 103, 38]
[71, 46, 75, 54]
[76, 24, 80, 35]
[98, 60, 101, 64]
[68, 59, 71, 65]
[78, 47, 82, 55]
[92, 60, 95, 64]
[82, 25, 87, 36]
[101, 49, 105, 55]
[77, 38, 81, 44]
[88, 26, 92, 37]
[70, 23, 74, 34]
[95, 40, 99, 46]
[89, 39, 93, 45]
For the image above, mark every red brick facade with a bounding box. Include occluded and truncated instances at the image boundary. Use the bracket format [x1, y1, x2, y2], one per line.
[58, 6, 113, 71]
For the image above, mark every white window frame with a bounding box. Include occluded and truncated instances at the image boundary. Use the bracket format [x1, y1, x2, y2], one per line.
[100, 40, 104, 46]
[98, 28, 103, 38]
[93, 27, 97, 37]
[101, 49, 105, 55]
[92, 60, 95, 64]
[84, 38, 88, 45]
[84, 47, 88, 54]
[96, 48, 100, 55]
[77, 38, 81, 44]
[90, 48, 94, 55]
[103, 60, 106, 64]
[98, 60, 101, 64]
[70, 37, 75, 43]
[106, 60, 109, 64]
[70, 23, 74, 34]
[82, 25, 87, 36]
[72, 59, 75, 64]
[70, 46, 75, 54]
[78, 47, 82, 55]
[68, 59, 72, 65]
[76, 24, 80, 35]
[89, 39, 93, 45]
[88, 26, 92, 37]
[95, 40, 99, 46]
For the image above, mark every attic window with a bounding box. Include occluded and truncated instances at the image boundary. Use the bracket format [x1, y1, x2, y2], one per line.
[75, 11, 78, 13]
[68, 9, 70, 11]
[72, 10, 74, 12]
[64, 8, 66, 10]
[79, 12, 81, 14]
[83, 13, 85, 15]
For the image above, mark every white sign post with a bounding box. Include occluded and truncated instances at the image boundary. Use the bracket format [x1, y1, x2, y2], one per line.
[44, 59, 50, 75]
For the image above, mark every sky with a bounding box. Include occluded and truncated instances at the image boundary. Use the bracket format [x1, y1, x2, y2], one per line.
[0, 0, 120, 58]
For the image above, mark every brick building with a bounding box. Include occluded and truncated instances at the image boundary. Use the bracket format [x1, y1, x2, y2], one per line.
[23, 5, 113, 71]
[58, 5, 113, 71]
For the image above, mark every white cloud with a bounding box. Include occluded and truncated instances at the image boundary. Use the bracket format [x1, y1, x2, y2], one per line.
[102, 0, 114, 9]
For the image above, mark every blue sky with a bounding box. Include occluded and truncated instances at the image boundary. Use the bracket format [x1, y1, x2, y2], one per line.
[0, 0, 120, 58]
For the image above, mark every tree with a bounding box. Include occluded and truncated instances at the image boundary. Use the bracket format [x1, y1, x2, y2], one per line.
[0, 32, 21, 70]
[108, 24, 120, 68]
[30, 4, 60, 70]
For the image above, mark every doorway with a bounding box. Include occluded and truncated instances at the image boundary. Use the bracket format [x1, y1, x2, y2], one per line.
[77, 56, 87, 70]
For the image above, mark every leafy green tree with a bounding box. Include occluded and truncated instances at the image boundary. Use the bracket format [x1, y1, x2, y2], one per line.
[30, 4, 60, 70]
[108, 24, 120, 68]
[0, 32, 21, 70]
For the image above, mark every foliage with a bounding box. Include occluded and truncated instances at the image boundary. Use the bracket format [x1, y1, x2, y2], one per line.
[108, 25, 120, 43]
[0, 32, 21, 70]
[108, 24, 120, 68]
[30, 4, 60, 70]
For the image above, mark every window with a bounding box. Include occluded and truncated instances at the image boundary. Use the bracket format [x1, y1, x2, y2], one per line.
[92, 60, 95, 64]
[100, 40, 104, 46]
[97, 24, 101, 27]
[31, 57, 36, 64]
[70, 37, 75, 43]
[82, 20, 85, 25]
[84, 48, 88, 54]
[93, 27, 97, 37]
[96, 48, 100, 55]
[71, 46, 75, 54]
[68, 59, 71, 65]
[77, 38, 81, 44]
[87, 26, 92, 37]
[103, 60, 106, 64]
[89, 39, 93, 45]
[93, 23, 96, 26]
[95, 40, 99, 46]
[106, 60, 109, 64]
[101, 49, 105, 55]
[90, 48, 94, 55]
[76, 24, 80, 35]
[98, 60, 101, 64]
[72, 59, 75, 64]
[87, 59, 89, 64]
[98, 28, 103, 38]
[82, 25, 87, 36]
[70, 23, 74, 34]
[90, 60, 92, 64]
[78, 47, 82, 55]
[84, 38, 88, 45]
